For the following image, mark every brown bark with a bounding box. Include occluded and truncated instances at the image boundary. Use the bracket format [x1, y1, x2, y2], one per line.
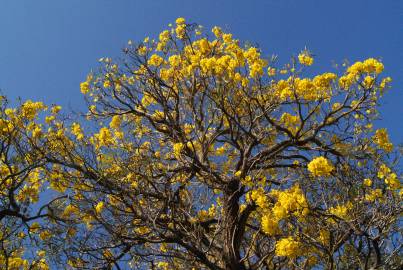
[222, 179, 246, 270]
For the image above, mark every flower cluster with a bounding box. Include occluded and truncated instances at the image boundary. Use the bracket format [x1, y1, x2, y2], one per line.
[372, 128, 393, 152]
[377, 164, 400, 190]
[257, 185, 309, 236]
[307, 157, 335, 177]
[298, 51, 314, 66]
[275, 236, 304, 257]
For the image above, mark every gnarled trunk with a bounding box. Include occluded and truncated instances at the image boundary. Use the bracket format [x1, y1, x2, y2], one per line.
[222, 179, 246, 270]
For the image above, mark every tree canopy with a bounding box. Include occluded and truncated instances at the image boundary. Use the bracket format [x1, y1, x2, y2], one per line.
[0, 18, 401, 270]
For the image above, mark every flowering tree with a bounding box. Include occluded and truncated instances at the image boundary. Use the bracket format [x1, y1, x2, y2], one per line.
[0, 98, 66, 269]
[0, 18, 401, 270]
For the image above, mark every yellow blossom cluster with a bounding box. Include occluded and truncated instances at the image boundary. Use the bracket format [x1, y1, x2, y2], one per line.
[279, 112, 300, 135]
[365, 189, 383, 202]
[275, 236, 304, 257]
[95, 201, 105, 214]
[71, 122, 84, 140]
[175, 17, 186, 39]
[93, 127, 115, 147]
[274, 73, 337, 102]
[298, 51, 314, 66]
[363, 178, 372, 187]
[377, 164, 400, 190]
[21, 100, 47, 120]
[148, 54, 164, 67]
[328, 202, 352, 220]
[307, 157, 335, 177]
[80, 74, 93, 94]
[109, 115, 122, 129]
[270, 185, 309, 220]
[372, 128, 393, 152]
[339, 58, 384, 89]
[173, 142, 184, 159]
[254, 185, 309, 236]
[194, 204, 216, 222]
[347, 58, 384, 75]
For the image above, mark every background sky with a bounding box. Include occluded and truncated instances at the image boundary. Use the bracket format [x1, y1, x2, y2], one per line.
[0, 0, 402, 143]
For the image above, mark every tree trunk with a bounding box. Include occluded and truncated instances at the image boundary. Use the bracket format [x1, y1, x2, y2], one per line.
[222, 179, 246, 270]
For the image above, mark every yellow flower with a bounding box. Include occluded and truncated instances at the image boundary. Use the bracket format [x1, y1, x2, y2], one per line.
[37, 250, 46, 257]
[212, 26, 222, 38]
[385, 173, 400, 190]
[271, 185, 309, 220]
[347, 58, 384, 75]
[332, 102, 342, 111]
[379, 76, 392, 92]
[377, 164, 391, 179]
[307, 157, 335, 177]
[152, 110, 165, 121]
[298, 51, 314, 66]
[109, 115, 122, 129]
[71, 122, 84, 140]
[160, 243, 168, 253]
[50, 106, 62, 114]
[21, 100, 46, 120]
[30, 222, 41, 233]
[267, 67, 276, 76]
[261, 214, 280, 236]
[313, 72, 337, 89]
[80, 81, 90, 94]
[279, 112, 300, 135]
[214, 145, 226, 156]
[365, 189, 383, 202]
[168, 55, 181, 67]
[39, 231, 52, 241]
[363, 178, 372, 187]
[173, 142, 184, 159]
[329, 202, 352, 220]
[148, 54, 164, 67]
[95, 201, 104, 214]
[159, 30, 170, 43]
[157, 261, 169, 270]
[141, 93, 155, 107]
[372, 128, 393, 152]
[138, 46, 147, 56]
[175, 17, 186, 25]
[45, 115, 55, 124]
[275, 237, 303, 257]
[363, 75, 374, 88]
[363, 58, 384, 74]
[234, 170, 242, 177]
[103, 80, 111, 88]
[98, 127, 114, 146]
[319, 229, 330, 246]
[62, 205, 79, 218]
[176, 24, 186, 39]
[32, 125, 43, 139]
[222, 33, 232, 43]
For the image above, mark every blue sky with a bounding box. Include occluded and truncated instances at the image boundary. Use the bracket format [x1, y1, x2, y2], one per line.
[0, 0, 402, 143]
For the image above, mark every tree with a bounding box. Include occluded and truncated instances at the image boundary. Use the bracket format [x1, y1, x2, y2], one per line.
[0, 98, 66, 269]
[0, 18, 401, 270]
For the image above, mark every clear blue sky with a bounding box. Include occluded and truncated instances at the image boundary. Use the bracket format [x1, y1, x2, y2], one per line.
[0, 0, 402, 143]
